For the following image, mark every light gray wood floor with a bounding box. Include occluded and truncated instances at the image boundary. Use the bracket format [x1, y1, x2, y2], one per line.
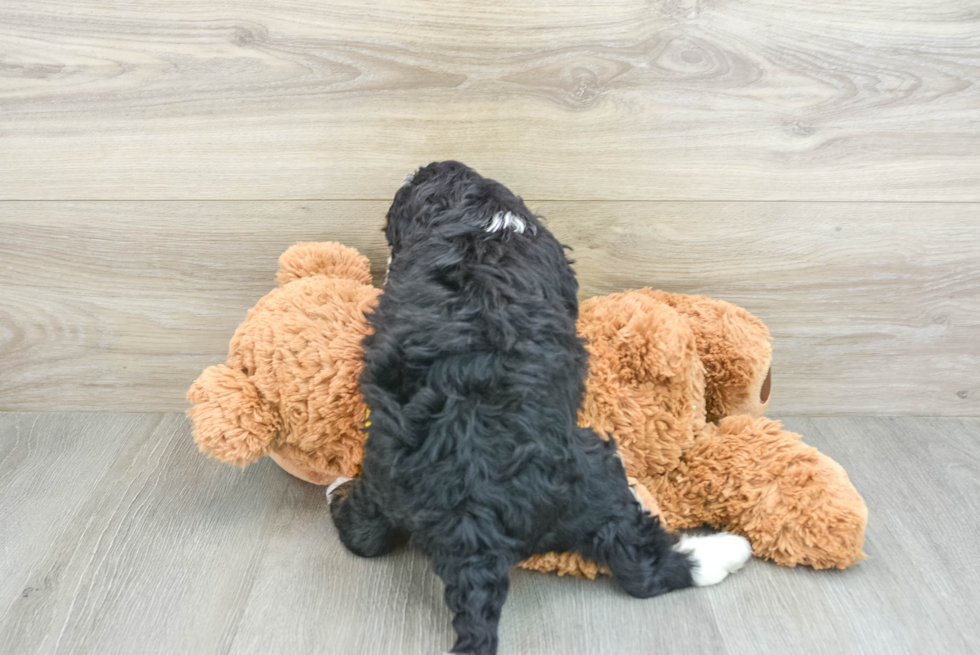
[1, 413, 977, 654]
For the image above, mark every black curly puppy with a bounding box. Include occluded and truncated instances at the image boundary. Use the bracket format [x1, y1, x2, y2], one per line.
[329, 161, 750, 655]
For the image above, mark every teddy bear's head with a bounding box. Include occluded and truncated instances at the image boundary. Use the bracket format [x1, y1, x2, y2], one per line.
[576, 290, 706, 481]
[645, 290, 772, 422]
[575, 288, 773, 483]
[187, 242, 379, 485]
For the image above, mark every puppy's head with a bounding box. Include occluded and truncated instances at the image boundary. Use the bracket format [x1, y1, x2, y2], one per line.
[384, 161, 536, 259]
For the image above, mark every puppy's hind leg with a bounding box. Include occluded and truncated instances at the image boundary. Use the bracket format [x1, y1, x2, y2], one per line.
[431, 548, 514, 655]
[586, 503, 696, 598]
[328, 478, 407, 558]
[591, 508, 751, 593]
[562, 430, 750, 598]
[674, 532, 754, 587]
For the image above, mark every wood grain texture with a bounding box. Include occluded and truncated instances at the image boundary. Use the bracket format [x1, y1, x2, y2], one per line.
[549, 201, 980, 417]
[0, 412, 294, 654]
[0, 201, 390, 414]
[1, 413, 978, 654]
[1, 0, 978, 200]
[1, 201, 977, 415]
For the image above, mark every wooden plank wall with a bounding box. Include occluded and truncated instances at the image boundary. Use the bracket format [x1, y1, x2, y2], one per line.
[1, 0, 978, 415]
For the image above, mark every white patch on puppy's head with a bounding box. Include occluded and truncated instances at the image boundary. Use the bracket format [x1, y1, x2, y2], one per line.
[400, 172, 414, 188]
[486, 211, 527, 234]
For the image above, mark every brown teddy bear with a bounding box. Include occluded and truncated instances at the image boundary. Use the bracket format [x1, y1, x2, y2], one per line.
[522, 289, 866, 575]
[188, 242, 867, 572]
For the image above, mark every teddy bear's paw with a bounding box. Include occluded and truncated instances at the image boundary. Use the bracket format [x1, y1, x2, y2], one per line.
[675, 533, 752, 586]
[326, 477, 354, 505]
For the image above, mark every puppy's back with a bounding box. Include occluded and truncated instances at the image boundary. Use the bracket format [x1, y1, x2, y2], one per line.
[362, 201, 588, 544]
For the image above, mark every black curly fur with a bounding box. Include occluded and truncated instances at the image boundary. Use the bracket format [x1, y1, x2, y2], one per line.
[330, 161, 694, 655]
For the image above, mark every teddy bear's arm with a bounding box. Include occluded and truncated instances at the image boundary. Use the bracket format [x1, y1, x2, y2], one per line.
[186, 365, 283, 467]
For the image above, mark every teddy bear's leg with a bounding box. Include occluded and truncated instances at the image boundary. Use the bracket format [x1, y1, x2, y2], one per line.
[517, 549, 609, 579]
[653, 416, 868, 569]
[328, 477, 408, 558]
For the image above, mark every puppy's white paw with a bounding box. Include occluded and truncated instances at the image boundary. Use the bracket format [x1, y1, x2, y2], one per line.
[326, 477, 354, 505]
[675, 532, 753, 586]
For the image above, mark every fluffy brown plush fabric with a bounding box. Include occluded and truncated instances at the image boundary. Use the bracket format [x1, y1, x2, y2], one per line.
[187, 242, 377, 485]
[651, 415, 868, 569]
[187, 243, 867, 571]
[648, 290, 773, 422]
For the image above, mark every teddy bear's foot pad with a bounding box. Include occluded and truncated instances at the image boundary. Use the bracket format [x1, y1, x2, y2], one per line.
[675, 533, 752, 586]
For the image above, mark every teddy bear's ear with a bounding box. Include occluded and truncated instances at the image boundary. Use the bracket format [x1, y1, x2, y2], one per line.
[580, 292, 699, 384]
[275, 242, 372, 287]
[186, 365, 282, 466]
